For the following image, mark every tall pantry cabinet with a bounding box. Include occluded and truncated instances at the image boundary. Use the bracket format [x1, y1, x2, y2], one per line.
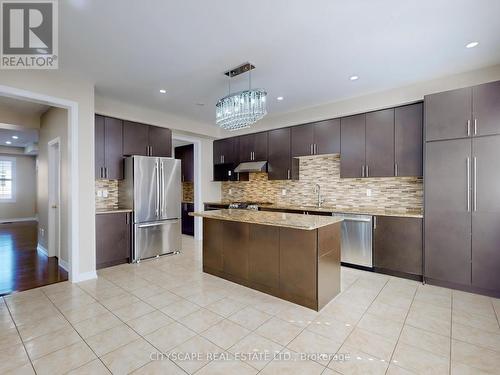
[424, 80, 500, 295]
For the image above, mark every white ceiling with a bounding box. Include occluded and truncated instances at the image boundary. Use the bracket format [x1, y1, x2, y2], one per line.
[0, 96, 50, 117]
[0, 128, 39, 148]
[62, 0, 500, 128]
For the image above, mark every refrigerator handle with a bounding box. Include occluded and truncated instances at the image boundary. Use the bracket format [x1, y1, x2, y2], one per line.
[155, 162, 160, 217]
[160, 161, 165, 216]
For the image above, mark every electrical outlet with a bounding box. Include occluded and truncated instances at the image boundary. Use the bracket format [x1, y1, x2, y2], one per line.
[281, 189, 287, 196]
[97, 190, 103, 197]
[40, 228, 45, 237]
[366, 189, 372, 197]
[103, 190, 109, 198]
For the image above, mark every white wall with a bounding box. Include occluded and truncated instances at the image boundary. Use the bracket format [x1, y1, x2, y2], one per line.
[0, 153, 36, 220]
[223, 64, 500, 136]
[38, 107, 69, 262]
[0, 102, 40, 129]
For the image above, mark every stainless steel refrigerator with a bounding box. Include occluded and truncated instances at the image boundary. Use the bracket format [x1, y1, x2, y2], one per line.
[123, 156, 182, 262]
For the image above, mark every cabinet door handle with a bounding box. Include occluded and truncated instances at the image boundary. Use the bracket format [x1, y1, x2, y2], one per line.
[314, 144, 317, 155]
[467, 120, 471, 136]
[361, 165, 365, 178]
[366, 165, 369, 177]
[474, 118, 477, 135]
[473, 157, 477, 211]
[287, 169, 291, 179]
[99, 167, 103, 179]
[373, 216, 377, 229]
[310, 144, 313, 155]
[395, 163, 398, 177]
[466, 157, 470, 212]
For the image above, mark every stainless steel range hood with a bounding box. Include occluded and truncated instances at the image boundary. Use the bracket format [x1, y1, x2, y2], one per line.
[234, 161, 267, 173]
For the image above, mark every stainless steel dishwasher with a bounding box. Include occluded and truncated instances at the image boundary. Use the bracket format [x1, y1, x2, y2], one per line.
[333, 213, 373, 268]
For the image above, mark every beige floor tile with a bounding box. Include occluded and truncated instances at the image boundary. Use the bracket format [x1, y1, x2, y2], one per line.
[85, 324, 139, 356]
[307, 315, 354, 343]
[62, 302, 109, 324]
[357, 312, 403, 340]
[127, 310, 174, 335]
[453, 294, 496, 319]
[450, 361, 494, 375]
[386, 364, 418, 375]
[179, 308, 224, 333]
[320, 300, 366, 325]
[0, 343, 30, 373]
[10, 304, 62, 326]
[275, 305, 320, 326]
[414, 289, 452, 309]
[391, 342, 449, 375]
[260, 353, 325, 375]
[101, 338, 154, 375]
[144, 322, 196, 352]
[373, 291, 414, 310]
[202, 319, 250, 350]
[452, 308, 500, 333]
[2, 363, 36, 375]
[252, 297, 293, 315]
[24, 325, 82, 360]
[54, 293, 96, 312]
[99, 293, 140, 310]
[342, 328, 397, 361]
[287, 330, 342, 366]
[399, 325, 450, 358]
[0, 326, 21, 349]
[452, 322, 500, 352]
[89, 286, 128, 301]
[66, 359, 110, 375]
[112, 300, 156, 322]
[196, 358, 258, 374]
[131, 285, 165, 300]
[228, 306, 272, 331]
[160, 299, 201, 320]
[186, 291, 226, 307]
[143, 291, 181, 309]
[206, 297, 247, 317]
[17, 314, 70, 341]
[228, 333, 283, 370]
[329, 345, 389, 375]
[406, 306, 451, 337]
[366, 300, 408, 324]
[32, 341, 96, 375]
[170, 335, 224, 373]
[255, 317, 304, 346]
[72, 310, 122, 338]
[132, 358, 185, 374]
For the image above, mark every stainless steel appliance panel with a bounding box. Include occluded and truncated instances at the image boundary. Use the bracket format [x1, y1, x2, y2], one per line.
[133, 156, 160, 223]
[134, 219, 181, 262]
[335, 213, 373, 267]
[159, 158, 181, 220]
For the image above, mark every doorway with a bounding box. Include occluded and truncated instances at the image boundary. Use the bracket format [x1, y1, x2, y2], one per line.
[48, 138, 61, 260]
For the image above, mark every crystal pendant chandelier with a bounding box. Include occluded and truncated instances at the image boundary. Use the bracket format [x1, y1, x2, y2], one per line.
[216, 63, 267, 131]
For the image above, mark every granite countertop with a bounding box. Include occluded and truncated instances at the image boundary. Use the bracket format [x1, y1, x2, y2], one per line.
[191, 209, 343, 230]
[203, 201, 423, 218]
[96, 208, 133, 215]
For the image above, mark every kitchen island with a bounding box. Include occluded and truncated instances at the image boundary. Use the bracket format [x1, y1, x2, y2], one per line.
[191, 209, 343, 311]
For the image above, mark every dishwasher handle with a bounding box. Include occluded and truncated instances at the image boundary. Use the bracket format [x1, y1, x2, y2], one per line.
[332, 214, 373, 223]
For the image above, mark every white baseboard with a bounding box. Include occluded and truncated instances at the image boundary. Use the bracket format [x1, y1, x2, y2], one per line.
[0, 217, 37, 223]
[59, 259, 70, 272]
[74, 271, 97, 283]
[37, 243, 48, 256]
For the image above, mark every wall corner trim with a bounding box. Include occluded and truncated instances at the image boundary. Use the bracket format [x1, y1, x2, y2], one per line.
[59, 259, 70, 272]
[37, 243, 48, 256]
[74, 271, 97, 283]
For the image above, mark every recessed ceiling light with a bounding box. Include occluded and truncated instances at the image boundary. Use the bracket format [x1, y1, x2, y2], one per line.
[276, 96, 284, 101]
[159, 89, 167, 94]
[6, 141, 12, 144]
[350, 75, 359, 81]
[466, 41, 479, 49]
[12, 135, 19, 139]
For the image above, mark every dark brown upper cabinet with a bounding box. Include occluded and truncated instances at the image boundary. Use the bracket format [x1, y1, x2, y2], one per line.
[395, 103, 423, 177]
[268, 127, 292, 180]
[149, 126, 172, 157]
[472, 80, 500, 137]
[239, 132, 268, 162]
[291, 124, 315, 158]
[314, 119, 340, 155]
[95, 115, 124, 180]
[213, 137, 238, 165]
[340, 114, 366, 178]
[175, 144, 194, 182]
[123, 121, 172, 157]
[365, 109, 395, 177]
[123, 121, 149, 156]
[425, 87, 472, 141]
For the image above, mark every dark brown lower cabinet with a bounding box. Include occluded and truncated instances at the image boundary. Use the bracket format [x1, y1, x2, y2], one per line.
[249, 225, 280, 289]
[374, 216, 422, 279]
[181, 203, 194, 236]
[95, 213, 131, 269]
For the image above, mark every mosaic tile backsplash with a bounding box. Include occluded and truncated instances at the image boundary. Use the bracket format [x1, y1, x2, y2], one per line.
[222, 155, 423, 213]
[95, 179, 119, 210]
[182, 182, 194, 203]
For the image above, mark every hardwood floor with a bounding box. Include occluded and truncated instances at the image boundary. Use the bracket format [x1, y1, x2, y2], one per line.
[0, 221, 67, 296]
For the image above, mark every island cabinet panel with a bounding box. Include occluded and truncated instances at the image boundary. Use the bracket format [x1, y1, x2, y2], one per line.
[317, 224, 341, 308]
[222, 221, 249, 281]
[340, 114, 366, 178]
[395, 103, 423, 177]
[373, 216, 423, 278]
[314, 119, 340, 155]
[365, 108, 395, 177]
[203, 218, 224, 272]
[249, 224, 280, 290]
[279, 227, 317, 306]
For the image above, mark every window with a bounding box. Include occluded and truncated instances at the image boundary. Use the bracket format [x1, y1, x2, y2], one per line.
[0, 157, 16, 202]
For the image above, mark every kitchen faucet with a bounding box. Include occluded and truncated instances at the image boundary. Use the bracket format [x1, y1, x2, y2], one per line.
[313, 183, 324, 208]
